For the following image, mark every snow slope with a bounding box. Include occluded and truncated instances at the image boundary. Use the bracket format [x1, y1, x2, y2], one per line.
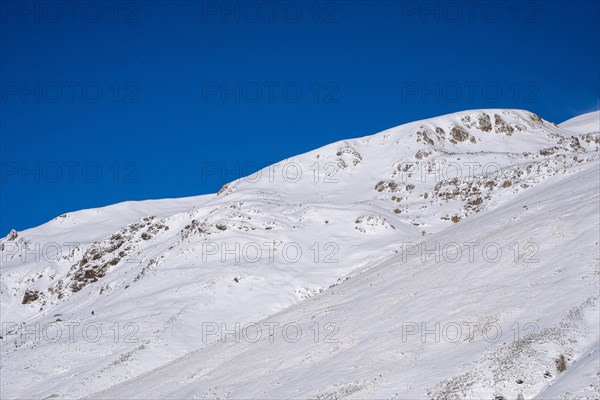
[3, 195, 214, 250]
[559, 111, 600, 135]
[536, 342, 599, 400]
[90, 160, 600, 400]
[1, 109, 598, 399]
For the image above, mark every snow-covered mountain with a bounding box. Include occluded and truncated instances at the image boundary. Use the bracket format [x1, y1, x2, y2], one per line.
[1, 109, 598, 399]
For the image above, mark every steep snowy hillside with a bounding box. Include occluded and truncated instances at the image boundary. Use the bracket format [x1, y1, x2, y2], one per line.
[90, 159, 600, 400]
[1, 109, 598, 399]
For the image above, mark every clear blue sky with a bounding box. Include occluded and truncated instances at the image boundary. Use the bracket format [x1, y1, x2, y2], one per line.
[1, 0, 599, 236]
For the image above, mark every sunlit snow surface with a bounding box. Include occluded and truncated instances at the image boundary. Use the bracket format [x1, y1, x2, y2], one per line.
[1, 109, 598, 399]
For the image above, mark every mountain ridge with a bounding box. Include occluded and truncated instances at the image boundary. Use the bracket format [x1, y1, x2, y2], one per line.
[1, 108, 598, 399]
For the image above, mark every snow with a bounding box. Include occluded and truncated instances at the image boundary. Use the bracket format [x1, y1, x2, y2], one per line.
[559, 110, 600, 134]
[88, 161, 600, 400]
[11, 194, 214, 246]
[1, 109, 598, 399]
[535, 343, 600, 400]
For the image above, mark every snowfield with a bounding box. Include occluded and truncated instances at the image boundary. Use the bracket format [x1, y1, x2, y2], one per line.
[1, 109, 598, 399]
